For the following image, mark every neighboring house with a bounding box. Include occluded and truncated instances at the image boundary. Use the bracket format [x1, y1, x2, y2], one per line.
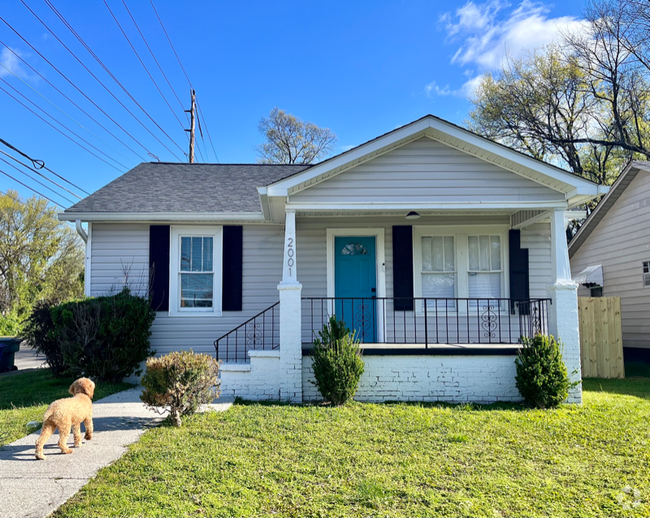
[59, 115, 607, 404]
[569, 161, 650, 354]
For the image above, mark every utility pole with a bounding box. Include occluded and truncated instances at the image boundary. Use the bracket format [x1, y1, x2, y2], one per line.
[185, 89, 196, 163]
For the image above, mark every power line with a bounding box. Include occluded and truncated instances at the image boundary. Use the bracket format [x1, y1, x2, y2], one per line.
[150, 0, 192, 87]
[197, 99, 219, 162]
[42, 0, 186, 159]
[20, 1, 182, 162]
[0, 83, 125, 173]
[102, 0, 187, 135]
[0, 156, 74, 204]
[0, 39, 147, 162]
[0, 138, 91, 195]
[0, 149, 82, 200]
[0, 77, 128, 170]
[0, 19, 158, 161]
[0, 61, 135, 166]
[0, 167, 64, 208]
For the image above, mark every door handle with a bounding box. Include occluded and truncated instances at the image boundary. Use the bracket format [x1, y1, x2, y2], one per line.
[371, 288, 376, 293]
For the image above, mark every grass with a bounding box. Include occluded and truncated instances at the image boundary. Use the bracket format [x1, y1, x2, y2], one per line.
[54, 378, 650, 518]
[0, 369, 132, 446]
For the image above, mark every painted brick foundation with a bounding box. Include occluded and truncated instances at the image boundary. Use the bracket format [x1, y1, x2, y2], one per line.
[220, 350, 281, 400]
[303, 355, 522, 403]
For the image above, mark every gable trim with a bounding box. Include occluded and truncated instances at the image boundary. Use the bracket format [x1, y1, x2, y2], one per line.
[266, 116, 606, 201]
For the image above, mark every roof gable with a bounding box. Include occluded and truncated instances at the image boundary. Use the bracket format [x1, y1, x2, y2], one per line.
[268, 115, 607, 206]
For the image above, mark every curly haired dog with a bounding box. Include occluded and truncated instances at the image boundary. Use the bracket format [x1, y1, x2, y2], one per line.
[35, 377, 95, 460]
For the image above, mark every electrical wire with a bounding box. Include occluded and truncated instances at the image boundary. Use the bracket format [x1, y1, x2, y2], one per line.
[21, 1, 183, 161]
[0, 78, 128, 169]
[102, 0, 187, 135]
[0, 149, 82, 200]
[0, 19, 158, 161]
[0, 83, 125, 173]
[0, 61, 135, 165]
[0, 137, 91, 195]
[0, 167, 64, 208]
[0, 156, 74, 204]
[0, 40, 147, 162]
[43, 0, 186, 159]
[196, 99, 219, 162]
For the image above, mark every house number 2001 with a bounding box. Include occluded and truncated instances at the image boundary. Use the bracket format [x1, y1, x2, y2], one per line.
[286, 237, 295, 276]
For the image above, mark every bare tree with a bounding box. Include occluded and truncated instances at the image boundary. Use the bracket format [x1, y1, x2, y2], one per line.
[256, 108, 337, 164]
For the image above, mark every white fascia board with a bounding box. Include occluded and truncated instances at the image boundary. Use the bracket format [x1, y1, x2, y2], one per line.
[257, 187, 270, 220]
[266, 118, 432, 196]
[286, 201, 567, 211]
[58, 212, 266, 222]
[425, 118, 602, 194]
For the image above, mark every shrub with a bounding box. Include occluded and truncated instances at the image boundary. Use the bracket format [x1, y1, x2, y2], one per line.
[310, 317, 365, 406]
[49, 288, 155, 382]
[515, 334, 577, 408]
[140, 350, 220, 426]
[22, 301, 66, 376]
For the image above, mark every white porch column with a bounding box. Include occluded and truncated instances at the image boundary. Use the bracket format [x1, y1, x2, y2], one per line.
[277, 209, 303, 403]
[547, 208, 582, 403]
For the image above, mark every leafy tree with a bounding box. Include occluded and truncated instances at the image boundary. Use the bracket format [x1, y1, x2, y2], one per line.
[0, 191, 83, 334]
[256, 108, 337, 164]
[468, 0, 650, 186]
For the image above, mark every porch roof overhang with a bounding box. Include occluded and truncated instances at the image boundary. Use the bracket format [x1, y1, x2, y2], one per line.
[265, 115, 608, 209]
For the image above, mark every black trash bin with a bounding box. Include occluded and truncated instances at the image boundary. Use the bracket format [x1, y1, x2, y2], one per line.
[0, 337, 21, 372]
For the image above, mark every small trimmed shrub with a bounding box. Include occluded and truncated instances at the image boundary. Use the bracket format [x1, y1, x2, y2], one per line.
[27, 288, 156, 382]
[140, 351, 220, 426]
[515, 334, 577, 408]
[311, 317, 365, 406]
[23, 301, 65, 376]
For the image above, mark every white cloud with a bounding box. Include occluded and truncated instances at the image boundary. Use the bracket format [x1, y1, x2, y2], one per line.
[0, 47, 30, 80]
[425, 81, 453, 97]
[427, 0, 588, 99]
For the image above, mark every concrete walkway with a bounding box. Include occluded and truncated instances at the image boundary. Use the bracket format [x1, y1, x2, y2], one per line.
[12, 343, 47, 372]
[0, 387, 233, 518]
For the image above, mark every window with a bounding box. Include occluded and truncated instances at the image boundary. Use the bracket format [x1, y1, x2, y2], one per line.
[590, 286, 603, 297]
[170, 226, 222, 315]
[421, 236, 455, 301]
[468, 235, 502, 298]
[644, 261, 650, 287]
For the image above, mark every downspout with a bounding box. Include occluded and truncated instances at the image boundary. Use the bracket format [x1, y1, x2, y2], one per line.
[75, 219, 88, 243]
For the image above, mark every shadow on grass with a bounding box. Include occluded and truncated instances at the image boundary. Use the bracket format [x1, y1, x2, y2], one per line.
[582, 377, 650, 400]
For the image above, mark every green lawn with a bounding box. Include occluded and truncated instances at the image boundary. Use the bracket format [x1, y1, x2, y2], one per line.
[0, 369, 132, 446]
[54, 378, 650, 518]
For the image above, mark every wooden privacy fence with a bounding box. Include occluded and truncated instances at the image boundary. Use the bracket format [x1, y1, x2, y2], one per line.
[578, 297, 624, 379]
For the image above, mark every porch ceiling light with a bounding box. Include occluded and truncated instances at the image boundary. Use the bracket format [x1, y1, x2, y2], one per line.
[405, 211, 420, 220]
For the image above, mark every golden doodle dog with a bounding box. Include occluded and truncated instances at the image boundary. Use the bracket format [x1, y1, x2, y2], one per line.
[35, 377, 95, 460]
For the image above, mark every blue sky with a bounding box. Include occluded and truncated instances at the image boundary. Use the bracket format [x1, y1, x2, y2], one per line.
[0, 0, 587, 208]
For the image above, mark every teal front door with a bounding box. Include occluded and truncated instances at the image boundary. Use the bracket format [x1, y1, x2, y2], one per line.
[334, 236, 377, 342]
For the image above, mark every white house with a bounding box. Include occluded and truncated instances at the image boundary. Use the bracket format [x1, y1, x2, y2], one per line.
[59, 115, 607, 404]
[569, 161, 650, 355]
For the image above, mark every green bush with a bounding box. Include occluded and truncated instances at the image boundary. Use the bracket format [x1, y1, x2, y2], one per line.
[311, 317, 365, 406]
[30, 288, 155, 383]
[22, 301, 66, 376]
[515, 334, 576, 408]
[140, 350, 220, 426]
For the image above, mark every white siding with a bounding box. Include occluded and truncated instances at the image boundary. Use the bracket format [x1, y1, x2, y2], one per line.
[90, 223, 284, 356]
[570, 171, 650, 349]
[521, 222, 552, 299]
[290, 138, 565, 204]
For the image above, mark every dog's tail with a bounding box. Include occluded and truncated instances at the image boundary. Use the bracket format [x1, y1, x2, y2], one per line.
[42, 402, 56, 422]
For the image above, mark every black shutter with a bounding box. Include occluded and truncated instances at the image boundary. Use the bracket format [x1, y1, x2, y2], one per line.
[222, 226, 243, 311]
[392, 226, 414, 311]
[509, 229, 530, 314]
[149, 225, 170, 311]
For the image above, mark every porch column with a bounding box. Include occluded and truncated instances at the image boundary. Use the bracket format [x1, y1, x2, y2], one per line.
[547, 208, 582, 403]
[277, 209, 303, 403]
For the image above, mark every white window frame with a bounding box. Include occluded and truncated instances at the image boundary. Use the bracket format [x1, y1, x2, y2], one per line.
[413, 225, 509, 315]
[169, 225, 223, 316]
[643, 261, 650, 288]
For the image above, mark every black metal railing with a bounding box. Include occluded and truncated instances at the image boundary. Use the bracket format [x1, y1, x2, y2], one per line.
[214, 302, 280, 363]
[302, 297, 550, 346]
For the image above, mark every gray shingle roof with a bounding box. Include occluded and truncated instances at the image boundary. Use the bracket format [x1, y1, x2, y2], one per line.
[64, 163, 311, 213]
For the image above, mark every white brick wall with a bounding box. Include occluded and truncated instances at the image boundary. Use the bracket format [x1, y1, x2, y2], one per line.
[302, 355, 522, 403]
[220, 350, 281, 400]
